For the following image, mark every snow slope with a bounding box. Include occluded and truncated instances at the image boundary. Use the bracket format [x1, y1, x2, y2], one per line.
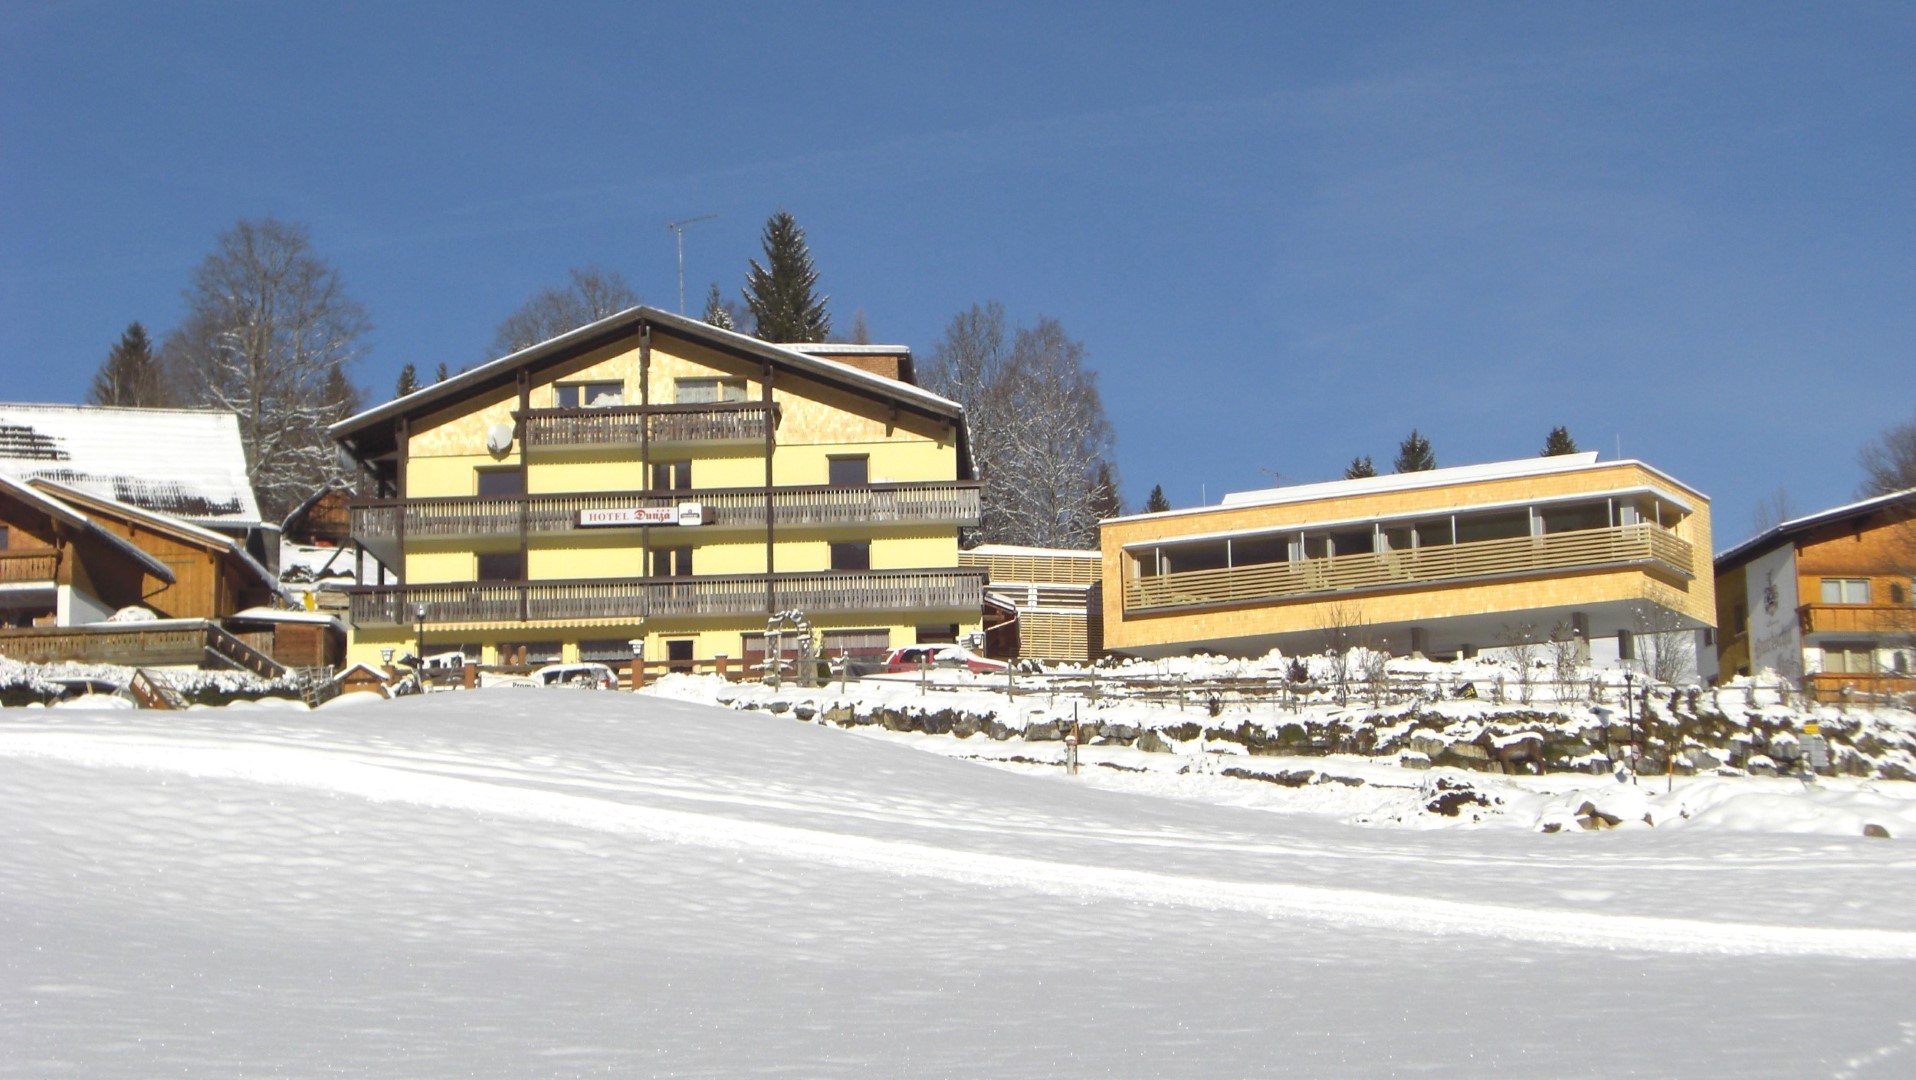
[4, 692, 1914, 1077]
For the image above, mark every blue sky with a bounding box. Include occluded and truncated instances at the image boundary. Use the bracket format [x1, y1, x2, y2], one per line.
[3, 1, 1911, 548]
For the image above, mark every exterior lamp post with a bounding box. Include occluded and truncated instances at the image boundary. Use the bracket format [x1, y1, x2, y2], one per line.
[414, 603, 428, 677]
[1623, 670, 1638, 782]
[380, 647, 395, 677]
[629, 638, 645, 691]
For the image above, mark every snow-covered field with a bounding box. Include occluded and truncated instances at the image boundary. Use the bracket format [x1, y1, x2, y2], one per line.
[5, 688, 1915, 1077]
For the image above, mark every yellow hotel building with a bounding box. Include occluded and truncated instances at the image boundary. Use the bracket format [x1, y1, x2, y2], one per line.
[1100, 453, 1713, 664]
[329, 307, 983, 671]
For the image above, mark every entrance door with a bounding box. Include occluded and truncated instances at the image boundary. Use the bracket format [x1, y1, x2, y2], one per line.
[667, 639, 694, 674]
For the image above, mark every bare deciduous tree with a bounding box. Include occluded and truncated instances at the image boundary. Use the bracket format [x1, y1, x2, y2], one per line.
[1548, 622, 1585, 703]
[1499, 623, 1541, 705]
[1859, 414, 1916, 497]
[1316, 601, 1365, 704]
[923, 302, 1116, 550]
[1632, 599, 1697, 686]
[1751, 485, 1797, 535]
[162, 218, 369, 519]
[490, 266, 638, 357]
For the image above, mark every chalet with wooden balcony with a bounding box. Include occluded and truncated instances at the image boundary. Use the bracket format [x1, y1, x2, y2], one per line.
[1100, 453, 1715, 668]
[1714, 488, 1914, 700]
[328, 307, 984, 671]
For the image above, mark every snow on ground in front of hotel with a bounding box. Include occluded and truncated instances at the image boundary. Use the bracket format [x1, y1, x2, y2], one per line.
[5, 688, 1916, 1077]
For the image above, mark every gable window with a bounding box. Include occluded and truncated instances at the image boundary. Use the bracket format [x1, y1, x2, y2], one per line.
[476, 552, 524, 582]
[476, 468, 523, 497]
[0, 525, 8, 549]
[652, 547, 693, 577]
[828, 455, 869, 487]
[675, 377, 748, 404]
[1820, 578, 1870, 604]
[652, 461, 692, 491]
[830, 541, 870, 571]
[555, 381, 624, 409]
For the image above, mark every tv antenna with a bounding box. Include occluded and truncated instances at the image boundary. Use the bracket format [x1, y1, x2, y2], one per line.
[665, 214, 719, 314]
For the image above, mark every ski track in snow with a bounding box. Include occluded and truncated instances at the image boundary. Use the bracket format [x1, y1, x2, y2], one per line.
[6, 729, 1915, 962]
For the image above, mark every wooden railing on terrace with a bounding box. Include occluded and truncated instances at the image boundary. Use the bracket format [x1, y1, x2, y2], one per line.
[1798, 604, 1913, 635]
[0, 550, 58, 584]
[1124, 523, 1693, 612]
[519, 401, 776, 449]
[348, 568, 986, 626]
[351, 481, 983, 542]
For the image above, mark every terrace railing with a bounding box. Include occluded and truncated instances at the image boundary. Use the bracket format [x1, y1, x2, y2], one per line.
[348, 567, 987, 627]
[351, 481, 983, 544]
[1124, 523, 1694, 613]
[519, 401, 776, 450]
[0, 550, 58, 584]
[1797, 604, 1912, 636]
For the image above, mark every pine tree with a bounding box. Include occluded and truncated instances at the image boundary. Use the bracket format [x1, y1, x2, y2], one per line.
[88, 322, 165, 406]
[1344, 455, 1376, 479]
[744, 211, 831, 342]
[394, 363, 419, 399]
[702, 282, 735, 331]
[322, 366, 363, 424]
[434, 362, 450, 384]
[1393, 429, 1435, 473]
[1145, 484, 1171, 513]
[1541, 426, 1578, 456]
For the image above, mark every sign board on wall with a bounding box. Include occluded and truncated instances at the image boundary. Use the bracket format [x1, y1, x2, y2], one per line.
[1745, 544, 1801, 680]
[577, 503, 709, 528]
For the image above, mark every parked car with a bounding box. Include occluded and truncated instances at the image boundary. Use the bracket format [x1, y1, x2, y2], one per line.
[882, 645, 1010, 674]
[532, 662, 619, 689]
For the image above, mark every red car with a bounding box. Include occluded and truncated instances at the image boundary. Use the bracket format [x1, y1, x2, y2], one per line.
[883, 645, 1009, 674]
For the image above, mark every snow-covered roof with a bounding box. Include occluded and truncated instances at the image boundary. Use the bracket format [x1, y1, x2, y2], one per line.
[1108, 453, 1702, 525]
[0, 404, 262, 527]
[1715, 487, 1916, 569]
[963, 544, 1100, 559]
[230, 606, 345, 630]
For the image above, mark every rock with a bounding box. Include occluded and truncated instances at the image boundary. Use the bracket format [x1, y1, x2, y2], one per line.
[1025, 720, 1062, 742]
[1448, 741, 1489, 760]
[1863, 823, 1892, 839]
[1101, 723, 1140, 745]
[1399, 751, 1433, 770]
[766, 699, 790, 715]
[951, 715, 979, 739]
[1137, 729, 1177, 754]
[919, 710, 953, 736]
[1574, 801, 1622, 830]
[987, 720, 1015, 741]
[824, 704, 854, 724]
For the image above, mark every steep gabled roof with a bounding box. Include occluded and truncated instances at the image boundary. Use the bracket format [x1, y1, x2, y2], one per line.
[328, 307, 974, 479]
[0, 473, 175, 583]
[30, 478, 278, 595]
[1715, 488, 1916, 571]
[0, 404, 262, 527]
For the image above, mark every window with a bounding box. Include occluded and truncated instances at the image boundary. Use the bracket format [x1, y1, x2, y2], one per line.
[1820, 578, 1870, 604]
[1822, 644, 1875, 674]
[477, 552, 524, 581]
[675, 377, 747, 404]
[821, 628, 890, 660]
[652, 547, 693, 577]
[830, 541, 870, 571]
[476, 468, 523, 497]
[667, 639, 695, 674]
[1891, 582, 1907, 605]
[916, 623, 959, 644]
[652, 461, 692, 491]
[496, 640, 562, 666]
[580, 638, 636, 662]
[0, 525, 8, 549]
[555, 381, 624, 408]
[828, 456, 869, 486]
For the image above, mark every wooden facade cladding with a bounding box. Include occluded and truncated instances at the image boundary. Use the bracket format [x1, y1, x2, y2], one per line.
[347, 568, 985, 627]
[1124, 523, 1694, 614]
[1798, 604, 1910, 635]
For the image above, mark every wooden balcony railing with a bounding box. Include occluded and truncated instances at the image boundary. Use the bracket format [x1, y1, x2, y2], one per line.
[1798, 604, 1913, 636]
[519, 401, 776, 449]
[0, 550, 58, 584]
[1124, 523, 1694, 613]
[350, 481, 983, 544]
[348, 568, 987, 627]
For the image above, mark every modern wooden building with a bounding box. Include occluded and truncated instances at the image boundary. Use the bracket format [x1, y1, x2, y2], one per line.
[1100, 453, 1714, 667]
[328, 307, 985, 671]
[1713, 489, 1914, 698]
[960, 544, 1102, 663]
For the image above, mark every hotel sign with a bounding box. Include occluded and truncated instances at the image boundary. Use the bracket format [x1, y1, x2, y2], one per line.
[577, 503, 709, 528]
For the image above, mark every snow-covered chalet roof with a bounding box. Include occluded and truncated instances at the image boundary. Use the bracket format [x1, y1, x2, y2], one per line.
[1714, 486, 1916, 569]
[0, 404, 262, 528]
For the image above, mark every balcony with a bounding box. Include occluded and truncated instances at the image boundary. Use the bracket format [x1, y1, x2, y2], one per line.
[1123, 523, 1693, 613]
[348, 567, 986, 627]
[350, 481, 982, 563]
[1798, 604, 1913, 636]
[0, 550, 58, 584]
[519, 401, 777, 451]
